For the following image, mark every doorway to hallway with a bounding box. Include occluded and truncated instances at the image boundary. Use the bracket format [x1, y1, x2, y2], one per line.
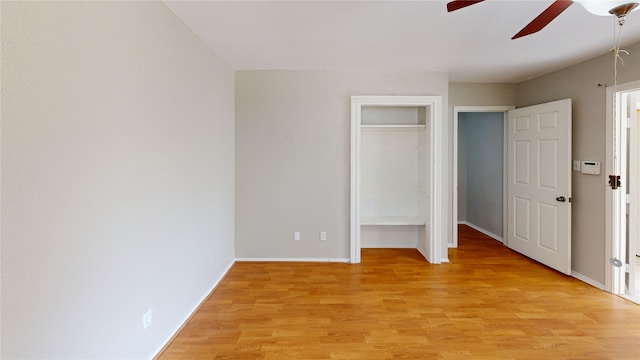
[453, 106, 513, 248]
[454, 101, 573, 276]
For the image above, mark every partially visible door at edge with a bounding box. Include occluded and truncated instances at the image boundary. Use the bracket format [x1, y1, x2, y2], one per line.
[507, 99, 572, 275]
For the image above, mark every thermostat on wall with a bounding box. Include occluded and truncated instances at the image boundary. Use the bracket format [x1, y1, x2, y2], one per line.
[581, 161, 600, 175]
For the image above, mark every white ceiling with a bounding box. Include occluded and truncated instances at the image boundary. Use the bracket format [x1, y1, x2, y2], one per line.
[165, 0, 640, 83]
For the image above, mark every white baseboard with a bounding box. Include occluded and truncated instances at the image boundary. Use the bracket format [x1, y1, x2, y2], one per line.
[571, 271, 605, 290]
[236, 257, 350, 263]
[458, 221, 503, 243]
[149, 258, 236, 360]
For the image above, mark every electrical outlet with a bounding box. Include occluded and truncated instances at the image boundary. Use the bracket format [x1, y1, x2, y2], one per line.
[143, 309, 152, 329]
[320, 232, 327, 241]
[294, 231, 300, 241]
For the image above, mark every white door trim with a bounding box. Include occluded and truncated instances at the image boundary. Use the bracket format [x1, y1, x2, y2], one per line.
[350, 96, 442, 264]
[605, 80, 640, 294]
[452, 106, 514, 248]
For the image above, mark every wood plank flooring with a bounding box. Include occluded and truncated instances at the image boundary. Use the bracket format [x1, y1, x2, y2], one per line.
[156, 225, 640, 359]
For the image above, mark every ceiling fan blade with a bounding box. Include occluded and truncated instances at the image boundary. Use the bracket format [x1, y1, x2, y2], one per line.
[447, 0, 485, 12]
[512, 0, 574, 39]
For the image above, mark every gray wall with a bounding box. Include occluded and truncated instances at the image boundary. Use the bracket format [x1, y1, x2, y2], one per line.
[458, 112, 504, 237]
[458, 115, 469, 222]
[516, 42, 640, 285]
[1, 2, 235, 358]
[449, 83, 517, 106]
[235, 71, 448, 260]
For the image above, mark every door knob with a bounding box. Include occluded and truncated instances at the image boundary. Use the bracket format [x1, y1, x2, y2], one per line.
[556, 196, 566, 202]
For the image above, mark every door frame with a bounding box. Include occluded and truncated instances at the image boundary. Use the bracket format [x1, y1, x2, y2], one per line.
[605, 80, 640, 295]
[452, 106, 514, 248]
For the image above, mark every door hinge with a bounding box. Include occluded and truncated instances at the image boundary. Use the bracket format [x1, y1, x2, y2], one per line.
[609, 259, 631, 272]
[626, 194, 632, 204]
[609, 175, 622, 189]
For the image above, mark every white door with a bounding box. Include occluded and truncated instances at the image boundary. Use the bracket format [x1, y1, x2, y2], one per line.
[507, 99, 572, 274]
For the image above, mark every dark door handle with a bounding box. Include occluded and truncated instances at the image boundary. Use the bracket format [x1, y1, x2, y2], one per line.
[556, 196, 566, 202]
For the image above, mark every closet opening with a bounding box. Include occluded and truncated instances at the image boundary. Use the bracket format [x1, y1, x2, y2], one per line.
[350, 96, 443, 264]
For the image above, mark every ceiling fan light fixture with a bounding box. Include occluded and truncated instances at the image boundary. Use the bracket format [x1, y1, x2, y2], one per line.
[608, 2, 639, 17]
[575, 0, 639, 17]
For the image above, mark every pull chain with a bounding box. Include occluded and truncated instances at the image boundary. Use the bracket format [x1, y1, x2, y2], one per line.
[609, 16, 628, 190]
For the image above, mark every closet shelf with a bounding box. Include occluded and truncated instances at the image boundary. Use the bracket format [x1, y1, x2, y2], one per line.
[361, 124, 426, 129]
[361, 216, 425, 226]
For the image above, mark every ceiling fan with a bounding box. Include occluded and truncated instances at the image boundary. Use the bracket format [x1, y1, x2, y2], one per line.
[447, 0, 640, 39]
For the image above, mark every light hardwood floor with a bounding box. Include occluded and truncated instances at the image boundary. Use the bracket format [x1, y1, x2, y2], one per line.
[157, 225, 640, 359]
